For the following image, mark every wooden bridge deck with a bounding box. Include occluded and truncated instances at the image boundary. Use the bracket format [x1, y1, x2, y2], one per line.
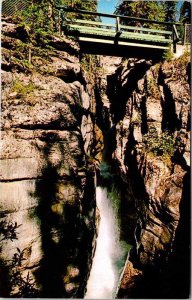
[56, 6, 181, 59]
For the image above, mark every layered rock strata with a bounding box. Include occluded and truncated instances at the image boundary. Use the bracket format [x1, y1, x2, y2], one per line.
[1, 18, 102, 297]
[106, 57, 190, 299]
[1, 17, 190, 299]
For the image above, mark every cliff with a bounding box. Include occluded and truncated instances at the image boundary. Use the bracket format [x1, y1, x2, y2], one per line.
[105, 56, 190, 298]
[0, 16, 190, 299]
[1, 17, 102, 297]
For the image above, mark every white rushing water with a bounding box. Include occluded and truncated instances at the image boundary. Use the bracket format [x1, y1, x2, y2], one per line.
[85, 186, 129, 299]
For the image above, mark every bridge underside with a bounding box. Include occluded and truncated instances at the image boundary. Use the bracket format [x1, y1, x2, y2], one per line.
[68, 30, 170, 60]
[78, 39, 166, 60]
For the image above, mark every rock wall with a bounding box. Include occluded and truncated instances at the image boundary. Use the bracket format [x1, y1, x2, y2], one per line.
[1, 18, 101, 298]
[1, 17, 190, 299]
[102, 56, 190, 298]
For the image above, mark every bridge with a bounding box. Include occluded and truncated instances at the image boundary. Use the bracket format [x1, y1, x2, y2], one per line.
[57, 6, 181, 59]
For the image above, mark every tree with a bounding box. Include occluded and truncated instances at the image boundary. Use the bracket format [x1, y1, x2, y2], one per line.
[180, 1, 191, 23]
[115, 1, 166, 28]
[179, 1, 191, 43]
[18, 0, 97, 34]
[163, 1, 177, 23]
[69, 0, 97, 11]
[62, 0, 98, 20]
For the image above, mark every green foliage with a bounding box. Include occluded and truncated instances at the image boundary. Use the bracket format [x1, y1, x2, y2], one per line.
[11, 79, 37, 98]
[180, 1, 191, 23]
[18, 1, 54, 34]
[81, 54, 100, 72]
[0, 220, 20, 243]
[13, 0, 98, 71]
[162, 1, 177, 23]
[0, 220, 38, 297]
[179, 1, 191, 41]
[115, 1, 166, 28]
[14, 40, 29, 59]
[69, 0, 97, 11]
[18, 0, 97, 31]
[162, 47, 174, 62]
[143, 127, 175, 157]
[80, 54, 101, 85]
[62, 0, 98, 21]
[10, 248, 39, 297]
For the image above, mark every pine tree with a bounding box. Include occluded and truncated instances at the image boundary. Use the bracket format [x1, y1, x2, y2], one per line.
[67, 0, 98, 20]
[115, 1, 165, 28]
[56, 0, 97, 11]
[69, 0, 97, 11]
[19, 0, 98, 33]
[163, 1, 177, 23]
[180, 1, 191, 23]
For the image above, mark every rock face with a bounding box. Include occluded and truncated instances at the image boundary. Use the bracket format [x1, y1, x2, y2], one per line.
[1, 18, 101, 298]
[104, 56, 190, 298]
[1, 17, 190, 299]
[78, 53, 190, 298]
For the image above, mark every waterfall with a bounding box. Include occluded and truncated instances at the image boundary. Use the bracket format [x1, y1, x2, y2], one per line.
[85, 186, 130, 299]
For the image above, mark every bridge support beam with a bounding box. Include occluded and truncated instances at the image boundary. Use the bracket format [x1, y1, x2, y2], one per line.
[79, 41, 165, 61]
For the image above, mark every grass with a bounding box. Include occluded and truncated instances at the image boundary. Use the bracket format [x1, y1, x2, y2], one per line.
[10, 79, 37, 99]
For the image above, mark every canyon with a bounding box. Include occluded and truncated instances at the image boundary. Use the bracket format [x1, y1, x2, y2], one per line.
[0, 16, 190, 298]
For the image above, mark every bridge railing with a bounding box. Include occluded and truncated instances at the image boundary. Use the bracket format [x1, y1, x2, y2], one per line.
[56, 6, 185, 52]
[2, 1, 189, 49]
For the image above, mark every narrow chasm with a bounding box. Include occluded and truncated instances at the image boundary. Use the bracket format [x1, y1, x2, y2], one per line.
[84, 54, 190, 299]
[1, 17, 190, 299]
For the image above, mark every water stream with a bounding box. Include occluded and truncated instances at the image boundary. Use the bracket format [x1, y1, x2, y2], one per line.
[85, 176, 131, 299]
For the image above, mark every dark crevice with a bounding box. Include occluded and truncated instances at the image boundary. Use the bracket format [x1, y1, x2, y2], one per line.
[1, 63, 15, 72]
[57, 71, 86, 86]
[106, 60, 151, 124]
[159, 69, 181, 133]
[140, 96, 148, 134]
[94, 79, 111, 132]
[48, 40, 79, 57]
[103, 126, 117, 163]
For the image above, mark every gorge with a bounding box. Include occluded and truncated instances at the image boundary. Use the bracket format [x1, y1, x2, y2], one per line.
[0, 15, 191, 299]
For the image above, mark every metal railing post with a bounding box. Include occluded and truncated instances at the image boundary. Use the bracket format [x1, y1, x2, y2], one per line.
[172, 24, 179, 53]
[115, 16, 121, 40]
[116, 16, 120, 33]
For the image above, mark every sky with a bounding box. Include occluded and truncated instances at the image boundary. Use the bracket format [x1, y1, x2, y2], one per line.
[97, 0, 118, 14]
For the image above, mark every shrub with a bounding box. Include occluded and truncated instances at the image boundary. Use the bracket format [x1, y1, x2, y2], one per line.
[10, 248, 39, 297]
[162, 47, 174, 61]
[11, 79, 36, 98]
[0, 220, 39, 297]
[143, 128, 175, 157]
